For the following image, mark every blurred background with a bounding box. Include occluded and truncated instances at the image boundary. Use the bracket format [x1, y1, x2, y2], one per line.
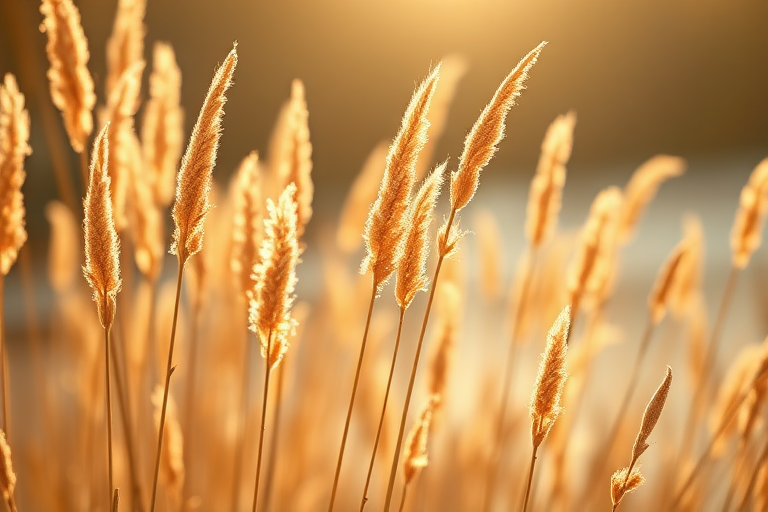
[1, 1, 768, 510]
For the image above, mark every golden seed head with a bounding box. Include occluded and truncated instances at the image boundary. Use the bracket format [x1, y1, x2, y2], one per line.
[106, 0, 146, 99]
[610, 466, 644, 507]
[171, 45, 238, 265]
[530, 305, 570, 447]
[249, 184, 300, 371]
[525, 110, 576, 248]
[361, 65, 441, 290]
[82, 124, 122, 330]
[231, 151, 263, 301]
[40, 0, 96, 153]
[0, 430, 15, 502]
[0, 74, 30, 276]
[403, 398, 436, 484]
[631, 366, 672, 462]
[731, 158, 768, 269]
[450, 42, 545, 213]
[648, 241, 687, 325]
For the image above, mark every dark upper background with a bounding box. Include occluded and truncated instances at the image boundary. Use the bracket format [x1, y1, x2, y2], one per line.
[1, 0, 767, 250]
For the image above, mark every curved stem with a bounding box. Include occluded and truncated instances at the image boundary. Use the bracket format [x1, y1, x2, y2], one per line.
[360, 307, 406, 511]
[251, 328, 274, 512]
[327, 282, 378, 512]
[398, 483, 409, 512]
[482, 248, 537, 512]
[521, 443, 539, 512]
[231, 326, 252, 512]
[150, 261, 185, 512]
[105, 325, 114, 507]
[384, 206, 456, 512]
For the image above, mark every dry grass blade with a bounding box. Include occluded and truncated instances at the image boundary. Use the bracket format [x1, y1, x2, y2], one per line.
[0, 74, 30, 276]
[361, 64, 441, 289]
[105, 0, 146, 99]
[40, 0, 96, 153]
[231, 151, 263, 300]
[632, 366, 672, 461]
[395, 162, 446, 310]
[450, 42, 545, 213]
[83, 124, 122, 330]
[105, 61, 145, 232]
[525, 110, 576, 249]
[171, 44, 238, 265]
[618, 155, 686, 243]
[249, 183, 300, 371]
[731, 157, 768, 269]
[142, 42, 184, 207]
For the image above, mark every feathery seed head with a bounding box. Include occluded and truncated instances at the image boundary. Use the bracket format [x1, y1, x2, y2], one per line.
[610, 466, 644, 507]
[403, 398, 436, 484]
[631, 366, 672, 462]
[396, 161, 446, 310]
[40, 0, 96, 153]
[280, 79, 313, 237]
[450, 42, 545, 213]
[231, 151, 263, 301]
[105, 0, 146, 99]
[525, 110, 576, 248]
[83, 124, 122, 330]
[648, 241, 687, 325]
[668, 216, 704, 318]
[361, 65, 441, 290]
[171, 45, 238, 265]
[731, 158, 768, 269]
[530, 305, 570, 447]
[0, 74, 30, 275]
[248, 183, 300, 371]
[0, 430, 15, 503]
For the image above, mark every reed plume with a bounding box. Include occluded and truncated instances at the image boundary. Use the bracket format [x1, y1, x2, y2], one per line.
[40, 0, 96, 154]
[45, 201, 79, 293]
[105, 61, 145, 232]
[731, 157, 768, 269]
[82, 124, 121, 507]
[105, 0, 146, 99]
[525, 110, 576, 249]
[361, 64, 441, 289]
[330, 64, 441, 512]
[361, 163, 445, 510]
[248, 183, 300, 512]
[648, 240, 687, 325]
[523, 305, 570, 512]
[398, 399, 435, 512]
[127, 132, 163, 281]
[0, 74, 30, 276]
[231, 151, 263, 300]
[618, 155, 686, 244]
[667, 216, 704, 318]
[386, 44, 545, 512]
[612, 366, 672, 511]
[142, 42, 184, 207]
[171, 44, 238, 265]
[0, 430, 16, 512]
[152, 44, 237, 512]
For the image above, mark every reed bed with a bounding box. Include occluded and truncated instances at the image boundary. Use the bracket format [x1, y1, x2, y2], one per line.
[1, 4, 768, 512]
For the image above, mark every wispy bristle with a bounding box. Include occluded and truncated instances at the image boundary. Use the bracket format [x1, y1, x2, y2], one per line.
[395, 162, 445, 310]
[0, 74, 30, 276]
[83, 124, 122, 330]
[105, 0, 146, 99]
[610, 466, 644, 507]
[142, 42, 184, 207]
[450, 42, 545, 213]
[40, 0, 96, 153]
[231, 151, 262, 300]
[530, 305, 570, 447]
[361, 64, 441, 289]
[525, 111, 575, 249]
[731, 157, 768, 269]
[171, 45, 238, 264]
[618, 155, 686, 243]
[249, 184, 300, 370]
[631, 366, 672, 462]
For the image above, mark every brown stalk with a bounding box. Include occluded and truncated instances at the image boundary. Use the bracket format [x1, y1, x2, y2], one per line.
[384, 42, 545, 512]
[329, 65, 441, 512]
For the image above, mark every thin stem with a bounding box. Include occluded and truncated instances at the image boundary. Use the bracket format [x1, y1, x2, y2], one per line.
[582, 317, 656, 506]
[231, 325, 252, 512]
[109, 326, 145, 512]
[360, 307, 406, 511]
[150, 261, 185, 512]
[105, 325, 114, 507]
[384, 206, 456, 512]
[263, 359, 286, 512]
[327, 282, 378, 512]
[0, 276, 8, 440]
[182, 295, 202, 508]
[614, 456, 639, 512]
[678, 266, 740, 467]
[251, 328, 275, 512]
[483, 248, 537, 512]
[736, 432, 768, 512]
[398, 483, 409, 512]
[521, 443, 539, 512]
